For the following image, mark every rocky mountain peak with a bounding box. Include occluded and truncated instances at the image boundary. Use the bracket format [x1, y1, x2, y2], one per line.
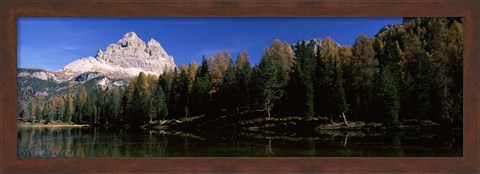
[123, 31, 138, 39]
[95, 49, 104, 59]
[57, 32, 176, 80]
[376, 23, 400, 37]
[118, 31, 144, 48]
[292, 38, 341, 54]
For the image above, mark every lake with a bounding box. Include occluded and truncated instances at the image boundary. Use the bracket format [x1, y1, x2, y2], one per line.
[17, 127, 462, 157]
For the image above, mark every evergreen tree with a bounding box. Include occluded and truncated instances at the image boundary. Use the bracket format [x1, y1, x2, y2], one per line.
[78, 86, 88, 123]
[63, 96, 73, 123]
[120, 87, 131, 124]
[207, 51, 234, 115]
[314, 38, 348, 124]
[44, 102, 53, 124]
[179, 62, 199, 118]
[264, 39, 295, 82]
[288, 41, 315, 118]
[53, 97, 64, 122]
[405, 51, 434, 120]
[376, 66, 400, 126]
[331, 59, 349, 125]
[32, 104, 39, 123]
[153, 84, 168, 121]
[132, 72, 149, 126]
[314, 38, 339, 119]
[256, 55, 283, 118]
[234, 50, 252, 113]
[159, 69, 174, 118]
[17, 101, 25, 120]
[351, 34, 378, 119]
[190, 56, 211, 116]
[26, 102, 33, 121]
[177, 64, 190, 118]
[220, 65, 237, 114]
[41, 102, 47, 121]
[109, 88, 122, 125]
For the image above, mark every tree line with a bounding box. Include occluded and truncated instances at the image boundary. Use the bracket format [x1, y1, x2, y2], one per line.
[18, 17, 463, 128]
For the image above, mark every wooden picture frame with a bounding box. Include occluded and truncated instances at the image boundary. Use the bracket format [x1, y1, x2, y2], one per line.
[1, 0, 478, 173]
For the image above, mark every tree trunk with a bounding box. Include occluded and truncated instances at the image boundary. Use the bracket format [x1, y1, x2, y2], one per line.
[341, 113, 349, 127]
[267, 107, 271, 118]
[330, 116, 334, 124]
[343, 132, 350, 147]
[184, 105, 189, 119]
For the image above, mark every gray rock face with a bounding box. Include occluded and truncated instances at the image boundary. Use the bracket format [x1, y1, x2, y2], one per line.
[74, 71, 102, 82]
[376, 23, 400, 36]
[58, 32, 176, 80]
[292, 38, 341, 54]
[17, 68, 60, 82]
[17, 68, 127, 102]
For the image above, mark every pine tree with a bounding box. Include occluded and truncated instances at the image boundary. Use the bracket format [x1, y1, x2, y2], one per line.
[41, 102, 47, 121]
[256, 55, 283, 118]
[288, 41, 315, 118]
[443, 19, 463, 126]
[53, 97, 64, 122]
[190, 56, 211, 116]
[153, 84, 168, 121]
[132, 72, 149, 126]
[351, 34, 378, 119]
[406, 51, 433, 120]
[31, 104, 38, 123]
[26, 102, 33, 121]
[78, 86, 88, 123]
[159, 69, 174, 118]
[376, 66, 400, 127]
[221, 65, 237, 114]
[331, 59, 349, 125]
[314, 38, 348, 124]
[264, 39, 295, 83]
[182, 62, 199, 118]
[207, 51, 234, 116]
[177, 64, 190, 118]
[44, 102, 53, 124]
[234, 50, 252, 113]
[314, 38, 339, 119]
[63, 96, 72, 123]
[17, 101, 25, 120]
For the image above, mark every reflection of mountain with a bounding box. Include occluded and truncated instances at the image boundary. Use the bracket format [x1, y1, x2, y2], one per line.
[17, 32, 176, 101]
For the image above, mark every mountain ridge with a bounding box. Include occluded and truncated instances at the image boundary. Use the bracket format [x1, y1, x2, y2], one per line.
[57, 32, 176, 81]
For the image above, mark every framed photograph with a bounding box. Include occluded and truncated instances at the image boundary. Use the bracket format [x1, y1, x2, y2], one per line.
[1, 0, 479, 173]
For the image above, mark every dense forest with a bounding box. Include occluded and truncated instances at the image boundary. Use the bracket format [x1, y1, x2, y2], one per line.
[18, 17, 463, 129]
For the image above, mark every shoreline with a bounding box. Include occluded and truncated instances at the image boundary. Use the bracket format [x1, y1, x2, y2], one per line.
[17, 121, 90, 128]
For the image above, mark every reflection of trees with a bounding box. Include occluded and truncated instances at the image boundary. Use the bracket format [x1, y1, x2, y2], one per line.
[305, 137, 316, 157]
[17, 128, 463, 157]
[18, 127, 173, 157]
[391, 134, 404, 156]
[265, 138, 273, 157]
[18, 128, 75, 157]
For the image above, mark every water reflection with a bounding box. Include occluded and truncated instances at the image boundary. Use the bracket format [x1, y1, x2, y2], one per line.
[17, 127, 462, 157]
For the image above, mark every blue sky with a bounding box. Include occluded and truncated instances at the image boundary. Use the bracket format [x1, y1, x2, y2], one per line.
[18, 17, 402, 71]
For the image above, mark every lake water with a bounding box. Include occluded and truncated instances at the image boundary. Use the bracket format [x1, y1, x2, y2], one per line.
[17, 127, 462, 157]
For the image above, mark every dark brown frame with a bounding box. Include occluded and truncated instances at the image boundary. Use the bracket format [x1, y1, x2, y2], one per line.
[1, 0, 479, 173]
